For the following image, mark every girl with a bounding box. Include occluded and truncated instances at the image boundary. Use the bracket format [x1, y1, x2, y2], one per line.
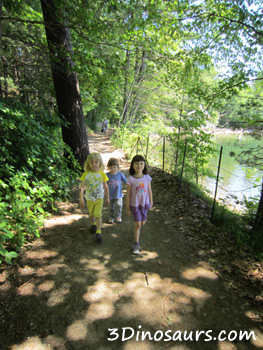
[79, 152, 109, 243]
[106, 158, 127, 223]
[126, 155, 153, 255]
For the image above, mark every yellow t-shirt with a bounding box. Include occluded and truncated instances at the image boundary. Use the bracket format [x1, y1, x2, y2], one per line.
[80, 171, 108, 201]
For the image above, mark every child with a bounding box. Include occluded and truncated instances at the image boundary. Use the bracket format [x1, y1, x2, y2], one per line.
[106, 158, 127, 223]
[79, 152, 109, 243]
[126, 155, 153, 255]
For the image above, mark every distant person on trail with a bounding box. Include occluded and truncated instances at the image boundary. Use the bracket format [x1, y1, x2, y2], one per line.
[79, 152, 109, 243]
[126, 155, 153, 255]
[101, 118, 109, 135]
[106, 158, 127, 223]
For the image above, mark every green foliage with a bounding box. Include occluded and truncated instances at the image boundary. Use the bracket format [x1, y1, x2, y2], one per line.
[0, 101, 80, 264]
[240, 195, 260, 225]
[2, 0, 263, 259]
[112, 109, 215, 184]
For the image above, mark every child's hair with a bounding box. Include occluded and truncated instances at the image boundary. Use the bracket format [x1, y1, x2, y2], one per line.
[129, 155, 148, 175]
[84, 152, 104, 172]
[107, 157, 119, 169]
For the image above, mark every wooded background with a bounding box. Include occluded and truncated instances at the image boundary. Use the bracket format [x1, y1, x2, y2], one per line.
[0, 0, 263, 263]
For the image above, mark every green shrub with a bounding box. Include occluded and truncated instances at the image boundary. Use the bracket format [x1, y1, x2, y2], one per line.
[0, 101, 80, 264]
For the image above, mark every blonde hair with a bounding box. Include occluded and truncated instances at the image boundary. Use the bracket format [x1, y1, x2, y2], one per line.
[84, 152, 104, 172]
[107, 157, 119, 169]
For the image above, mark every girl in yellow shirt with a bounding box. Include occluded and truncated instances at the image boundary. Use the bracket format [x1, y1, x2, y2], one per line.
[80, 153, 109, 243]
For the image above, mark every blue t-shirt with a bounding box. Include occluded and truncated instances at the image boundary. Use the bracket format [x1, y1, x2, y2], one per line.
[106, 171, 127, 199]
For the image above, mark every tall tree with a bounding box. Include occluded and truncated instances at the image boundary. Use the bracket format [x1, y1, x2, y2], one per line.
[0, 0, 3, 97]
[40, 0, 89, 166]
[252, 183, 263, 249]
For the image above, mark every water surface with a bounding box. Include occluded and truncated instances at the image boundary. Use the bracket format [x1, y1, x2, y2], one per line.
[202, 132, 263, 209]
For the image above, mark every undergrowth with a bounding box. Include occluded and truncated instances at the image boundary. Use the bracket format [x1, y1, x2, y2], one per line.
[0, 100, 80, 265]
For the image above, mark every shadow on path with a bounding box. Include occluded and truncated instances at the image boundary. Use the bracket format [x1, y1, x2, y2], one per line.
[0, 133, 262, 350]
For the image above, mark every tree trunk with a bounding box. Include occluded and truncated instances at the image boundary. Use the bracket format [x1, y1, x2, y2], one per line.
[40, 0, 89, 167]
[0, 0, 2, 98]
[252, 179, 263, 250]
[122, 49, 130, 125]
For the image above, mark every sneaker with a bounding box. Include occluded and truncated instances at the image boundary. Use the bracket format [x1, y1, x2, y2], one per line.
[132, 243, 140, 255]
[108, 218, 114, 223]
[96, 233, 102, 243]
[116, 217, 122, 223]
[90, 225, 96, 234]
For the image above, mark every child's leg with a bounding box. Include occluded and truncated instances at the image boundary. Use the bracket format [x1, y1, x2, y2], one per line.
[94, 199, 103, 242]
[134, 221, 146, 240]
[87, 201, 97, 234]
[109, 199, 116, 220]
[90, 215, 95, 225]
[95, 216, 102, 232]
[134, 221, 142, 242]
[116, 198, 123, 217]
[131, 210, 147, 254]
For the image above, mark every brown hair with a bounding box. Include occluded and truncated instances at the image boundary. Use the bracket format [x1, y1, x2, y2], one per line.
[129, 155, 148, 175]
[107, 157, 119, 169]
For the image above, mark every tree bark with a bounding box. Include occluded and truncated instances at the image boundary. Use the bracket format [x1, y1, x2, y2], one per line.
[40, 0, 89, 167]
[252, 179, 263, 249]
[122, 48, 130, 125]
[0, 0, 2, 98]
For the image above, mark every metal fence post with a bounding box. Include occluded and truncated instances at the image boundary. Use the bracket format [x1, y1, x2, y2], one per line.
[163, 136, 165, 172]
[211, 146, 223, 221]
[179, 139, 187, 188]
[146, 134, 149, 161]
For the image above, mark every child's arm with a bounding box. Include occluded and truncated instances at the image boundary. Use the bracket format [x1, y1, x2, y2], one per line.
[103, 182, 109, 206]
[126, 184, 131, 216]
[148, 182, 153, 208]
[121, 172, 128, 184]
[79, 181, 86, 208]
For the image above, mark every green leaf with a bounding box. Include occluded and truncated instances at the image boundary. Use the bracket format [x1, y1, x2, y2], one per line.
[5, 251, 18, 264]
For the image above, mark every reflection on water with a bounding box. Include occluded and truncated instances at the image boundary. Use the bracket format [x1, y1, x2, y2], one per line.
[201, 133, 263, 208]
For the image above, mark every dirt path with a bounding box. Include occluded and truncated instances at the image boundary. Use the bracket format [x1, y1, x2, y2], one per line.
[0, 132, 263, 350]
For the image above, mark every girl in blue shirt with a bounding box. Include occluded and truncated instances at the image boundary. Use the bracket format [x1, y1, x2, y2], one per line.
[106, 158, 127, 223]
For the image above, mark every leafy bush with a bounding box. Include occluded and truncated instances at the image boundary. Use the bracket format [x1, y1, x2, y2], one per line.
[112, 112, 215, 183]
[0, 100, 80, 264]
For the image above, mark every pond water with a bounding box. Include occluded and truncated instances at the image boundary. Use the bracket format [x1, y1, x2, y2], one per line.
[201, 132, 263, 209]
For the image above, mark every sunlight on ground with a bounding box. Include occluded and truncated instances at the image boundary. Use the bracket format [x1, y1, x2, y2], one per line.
[78, 270, 211, 333]
[123, 339, 152, 350]
[218, 342, 238, 350]
[181, 266, 218, 280]
[25, 249, 58, 260]
[44, 214, 83, 228]
[37, 280, 55, 292]
[111, 261, 132, 270]
[18, 265, 35, 276]
[11, 336, 50, 350]
[36, 262, 66, 277]
[16, 261, 67, 296]
[136, 250, 159, 261]
[85, 301, 115, 321]
[250, 328, 263, 348]
[66, 320, 88, 341]
[46, 283, 70, 307]
[17, 281, 36, 296]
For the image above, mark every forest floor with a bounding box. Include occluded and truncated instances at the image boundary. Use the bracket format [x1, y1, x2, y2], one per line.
[1, 132, 263, 350]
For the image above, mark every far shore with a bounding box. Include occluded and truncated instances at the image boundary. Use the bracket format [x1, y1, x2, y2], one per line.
[213, 127, 254, 134]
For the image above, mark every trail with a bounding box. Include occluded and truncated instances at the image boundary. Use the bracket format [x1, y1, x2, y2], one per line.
[0, 132, 262, 350]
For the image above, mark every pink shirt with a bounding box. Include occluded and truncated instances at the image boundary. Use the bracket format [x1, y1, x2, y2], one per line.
[127, 175, 152, 210]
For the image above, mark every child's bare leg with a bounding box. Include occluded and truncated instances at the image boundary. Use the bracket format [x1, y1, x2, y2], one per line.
[95, 216, 102, 243]
[90, 216, 95, 225]
[95, 217, 102, 233]
[134, 221, 146, 241]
